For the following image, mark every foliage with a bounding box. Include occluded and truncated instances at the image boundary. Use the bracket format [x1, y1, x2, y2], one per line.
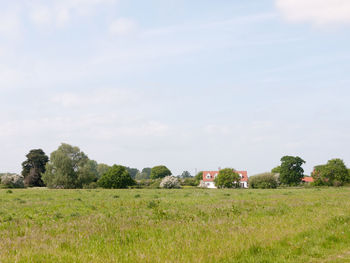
[159, 176, 181, 189]
[279, 156, 305, 186]
[126, 167, 139, 179]
[98, 165, 135, 189]
[21, 149, 49, 187]
[135, 168, 152, 180]
[194, 171, 203, 184]
[1, 173, 25, 188]
[181, 177, 198, 186]
[42, 143, 98, 189]
[312, 159, 349, 186]
[214, 168, 240, 188]
[271, 166, 281, 174]
[180, 171, 192, 178]
[97, 163, 110, 178]
[249, 173, 278, 189]
[150, 165, 172, 179]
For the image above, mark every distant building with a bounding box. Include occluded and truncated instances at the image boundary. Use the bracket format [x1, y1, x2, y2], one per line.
[201, 170, 248, 188]
[302, 177, 314, 183]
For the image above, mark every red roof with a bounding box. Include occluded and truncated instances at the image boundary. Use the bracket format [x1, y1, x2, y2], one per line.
[302, 177, 314, 183]
[202, 170, 248, 182]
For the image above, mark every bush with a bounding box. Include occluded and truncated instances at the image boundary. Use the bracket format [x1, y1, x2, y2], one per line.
[181, 178, 198, 186]
[249, 173, 278, 189]
[1, 174, 25, 188]
[98, 165, 135, 189]
[150, 166, 172, 179]
[214, 168, 240, 188]
[160, 176, 181, 189]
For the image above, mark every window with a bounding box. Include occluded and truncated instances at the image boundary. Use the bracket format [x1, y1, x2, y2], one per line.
[206, 173, 211, 179]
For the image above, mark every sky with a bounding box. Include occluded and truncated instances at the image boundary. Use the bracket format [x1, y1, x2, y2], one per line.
[0, 0, 350, 176]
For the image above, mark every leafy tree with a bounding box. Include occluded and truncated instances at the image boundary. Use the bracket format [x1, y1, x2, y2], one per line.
[42, 143, 98, 188]
[98, 165, 135, 189]
[214, 168, 240, 188]
[279, 156, 305, 186]
[97, 163, 110, 178]
[312, 159, 349, 186]
[180, 171, 192, 178]
[150, 165, 172, 179]
[21, 149, 49, 187]
[135, 167, 151, 180]
[126, 167, 139, 179]
[271, 166, 281, 174]
[194, 171, 203, 184]
[249, 173, 278, 189]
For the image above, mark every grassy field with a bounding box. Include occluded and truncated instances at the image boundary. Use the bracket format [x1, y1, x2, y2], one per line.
[1, 188, 350, 262]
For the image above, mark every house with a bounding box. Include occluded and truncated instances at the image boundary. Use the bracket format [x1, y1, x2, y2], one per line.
[201, 170, 248, 188]
[302, 176, 314, 183]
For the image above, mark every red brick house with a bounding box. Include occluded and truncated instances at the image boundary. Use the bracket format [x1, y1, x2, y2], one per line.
[201, 170, 248, 188]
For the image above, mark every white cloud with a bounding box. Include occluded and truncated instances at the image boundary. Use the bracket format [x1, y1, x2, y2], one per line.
[0, 9, 21, 38]
[276, 0, 350, 26]
[109, 18, 138, 36]
[28, 0, 118, 28]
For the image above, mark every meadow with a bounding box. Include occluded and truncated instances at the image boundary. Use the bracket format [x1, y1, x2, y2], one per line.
[1, 188, 350, 262]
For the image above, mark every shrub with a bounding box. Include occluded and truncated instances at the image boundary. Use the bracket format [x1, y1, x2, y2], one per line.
[150, 166, 172, 179]
[181, 178, 198, 186]
[214, 168, 240, 188]
[160, 176, 181, 189]
[1, 174, 25, 188]
[98, 165, 135, 189]
[249, 173, 278, 189]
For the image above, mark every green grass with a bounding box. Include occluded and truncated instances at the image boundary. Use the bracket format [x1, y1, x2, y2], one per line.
[1, 188, 350, 262]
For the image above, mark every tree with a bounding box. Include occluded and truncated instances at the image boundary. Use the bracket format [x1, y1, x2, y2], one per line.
[271, 166, 281, 174]
[97, 163, 110, 178]
[150, 165, 172, 179]
[214, 168, 240, 188]
[42, 143, 98, 188]
[21, 149, 49, 187]
[312, 159, 349, 186]
[249, 173, 278, 189]
[135, 167, 151, 180]
[180, 171, 192, 178]
[126, 167, 139, 179]
[1, 173, 24, 188]
[194, 171, 203, 184]
[279, 156, 305, 186]
[98, 165, 135, 189]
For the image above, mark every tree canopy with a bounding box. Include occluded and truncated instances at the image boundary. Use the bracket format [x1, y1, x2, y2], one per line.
[98, 165, 135, 189]
[150, 165, 172, 179]
[214, 168, 240, 188]
[279, 156, 305, 186]
[312, 159, 349, 186]
[42, 143, 98, 189]
[180, 171, 192, 178]
[21, 149, 49, 187]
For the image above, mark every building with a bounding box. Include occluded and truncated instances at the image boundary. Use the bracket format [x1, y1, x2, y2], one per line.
[302, 176, 314, 183]
[201, 170, 248, 188]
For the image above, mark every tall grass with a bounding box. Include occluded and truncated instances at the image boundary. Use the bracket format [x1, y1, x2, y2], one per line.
[1, 188, 350, 262]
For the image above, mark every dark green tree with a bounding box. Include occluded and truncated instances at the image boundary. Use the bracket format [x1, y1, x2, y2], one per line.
[279, 156, 305, 186]
[98, 165, 135, 189]
[214, 168, 240, 188]
[21, 149, 49, 187]
[181, 171, 192, 178]
[42, 143, 98, 188]
[150, 165, 172, 179]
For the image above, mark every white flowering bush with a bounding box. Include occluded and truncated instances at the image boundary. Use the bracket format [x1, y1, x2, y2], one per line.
[160, 176, 181, 189]
[1, 173, 25, 188]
